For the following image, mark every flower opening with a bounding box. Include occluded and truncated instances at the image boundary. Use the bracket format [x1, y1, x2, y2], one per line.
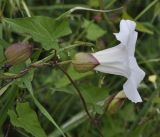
[92, 20, 145, 103]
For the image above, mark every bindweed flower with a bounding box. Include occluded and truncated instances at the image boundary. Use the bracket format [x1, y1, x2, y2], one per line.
[5, 43, 33, 65]
[92, 20, 145, 103]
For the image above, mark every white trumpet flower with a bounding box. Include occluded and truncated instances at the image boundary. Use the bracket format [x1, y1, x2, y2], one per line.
[92, 20, 145, 103]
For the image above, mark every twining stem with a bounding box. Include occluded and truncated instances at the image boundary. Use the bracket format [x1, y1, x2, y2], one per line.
[58, 60, 72, 65]
[135, 0, 158, 20]
[57, 42, 95, 53]
[57, 65, 104, 137]
[1, 59, 72, 80]
[98, 0, 117, 32]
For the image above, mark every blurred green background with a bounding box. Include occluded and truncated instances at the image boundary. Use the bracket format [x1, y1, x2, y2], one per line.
[0, 0, 160, 137]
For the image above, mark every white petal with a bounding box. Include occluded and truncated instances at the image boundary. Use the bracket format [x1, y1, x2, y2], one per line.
[92, 45, 125, 63]
[92, 44, 129, 77]
[127, 31, 137, 56]
[114, 20, 136, 43]
[123, 57, 145, 103]
[123, 76, 142, 103]
[94, 64, 128, 77]
[114, 20, 137, 56]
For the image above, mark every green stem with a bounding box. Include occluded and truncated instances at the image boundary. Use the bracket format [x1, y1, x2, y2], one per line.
[1, 59, 72, 80]
[57, 65, 104, 137]
[21, 0, 32, 17]
[135, 0, 158, 20]
[98, 0, 117, 32]
[58, 60, 72, 65]
[139, 58, 160, 64]
[29, 4, 89, 11]
[58, 42, 94, 53]
[57, 6, 123, 20]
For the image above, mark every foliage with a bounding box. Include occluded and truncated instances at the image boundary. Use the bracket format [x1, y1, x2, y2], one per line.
[8, 102, 47, 137]
[0, 0, 160, 137]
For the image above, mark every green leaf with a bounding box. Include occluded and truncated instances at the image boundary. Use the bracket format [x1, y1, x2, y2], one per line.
[0, 24, 2, 39]
[88, 0, 99, 7]
[0, 82, 13, 96]
[3, 16, 72, 50]
[0, 39, 9, 48]
[8, 102, 47, 137]
[0, 45, 4, 64]
[154, 2, 160, 17]
[23, 78, 66, 137]
[82, 19, 106, 41]
[0, 38, 8, 64]
[8, 63, 27, 88]
[49, 111, 87, 137]
[129, 91, 157, 131]
[136, 22, 153, 35]
[0, 85, 17, 128]
[122, 11, 133, 20]
[80, 85, 108, 114]
[135, 0, 159, 20]
[81, 85, 108, 104]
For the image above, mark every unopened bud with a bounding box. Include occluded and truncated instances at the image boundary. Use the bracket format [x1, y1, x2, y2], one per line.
[108, 91, 126, 113]
[5, 43, 33, 65]
[72, 52, 99, 73]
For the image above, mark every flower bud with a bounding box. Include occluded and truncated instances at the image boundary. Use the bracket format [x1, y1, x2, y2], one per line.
[108, 91, 126, 113]
[72, 52, 99, 73]
[5, 43, 33, 65]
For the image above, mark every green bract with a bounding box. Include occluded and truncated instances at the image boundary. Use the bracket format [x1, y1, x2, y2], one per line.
[72, 52, 99, 73]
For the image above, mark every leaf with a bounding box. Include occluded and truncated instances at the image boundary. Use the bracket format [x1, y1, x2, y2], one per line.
[0, 82, 13, 97]
[122, 11, 132, 19]
[80, 85, 109, 114]
[0, 23, 2, 39]
[128, 91, 157, 132]
[80, 85, 108, 105]
[135, 0, 158, 20]
[88, 0, 99, 7]
[0, 85, 17, 128]
[0, 39, 9, 47]
[82, 19, 106, 41]
[0, 38, 8, 64]
[23, 78, 66, 137]
[136, 22, 153, 35]
[8, 102, 47, 137]
[49, 111, 87, 137]
[154, 2, 160, 17]
[8, 63, 27, 88]
[3, 16, 72, 50]
[0, 45, 4, 64]
[49, 85, 109, 137]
